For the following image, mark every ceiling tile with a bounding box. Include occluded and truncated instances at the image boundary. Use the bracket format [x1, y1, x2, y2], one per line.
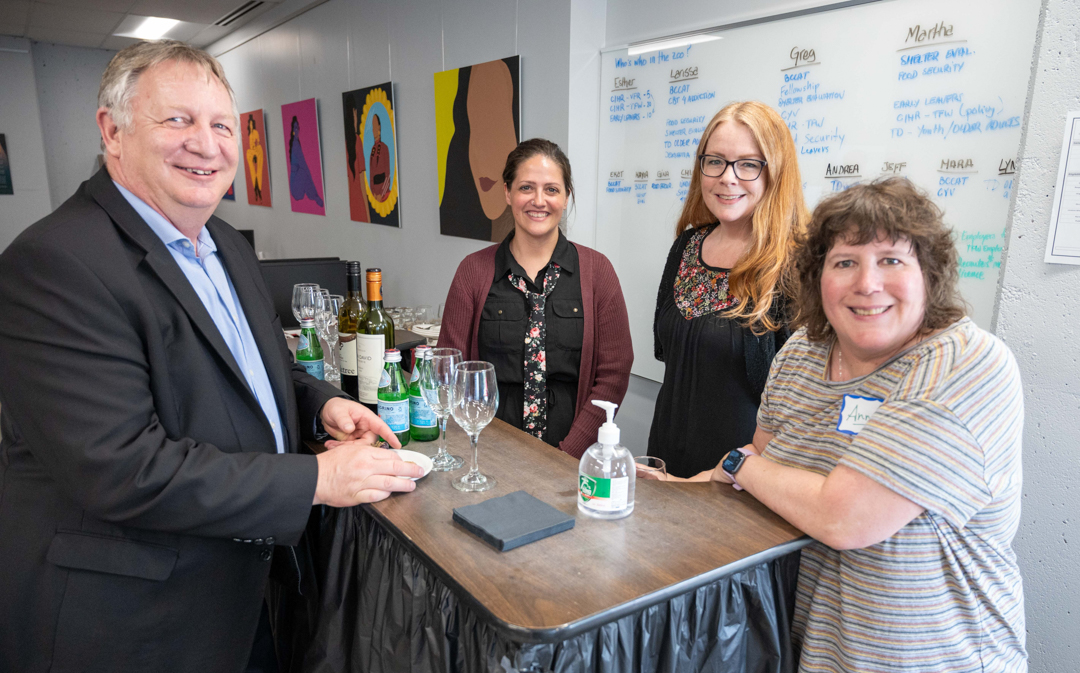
[100, 34, 140, 50]
[0, 1, 31, 35]
[26, 25, 106, 48]
[29, 2, 125, 34]
[113, 15, 207, 42]
[128, 0, 251, 25]
[188, 24, 230, 48]
[35, 0, 138, 13]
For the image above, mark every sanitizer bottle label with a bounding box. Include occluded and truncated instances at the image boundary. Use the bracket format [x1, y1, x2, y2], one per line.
[579, 475, 629, 511]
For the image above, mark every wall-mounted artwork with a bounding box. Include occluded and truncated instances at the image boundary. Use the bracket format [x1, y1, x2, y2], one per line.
[434, 56, 520, 241]
[0, 135, 13, 195]
[343, 83, 400, 227]
[222, 182, 236, 201]
[281, 98, 325, 216]
[240, 109, 271, 207]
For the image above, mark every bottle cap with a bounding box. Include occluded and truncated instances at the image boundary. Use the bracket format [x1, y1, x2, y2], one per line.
[383, 348, 401, 362]
[299, 317, 315, 327]
[346, 261, 361, 274]
[591, 400, 620, 445]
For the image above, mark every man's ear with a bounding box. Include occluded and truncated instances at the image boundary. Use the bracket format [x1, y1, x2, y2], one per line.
[97, 107, 122, 159]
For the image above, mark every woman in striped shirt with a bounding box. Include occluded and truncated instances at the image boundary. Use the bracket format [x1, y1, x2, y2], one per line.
[664, 177, 1026, 672]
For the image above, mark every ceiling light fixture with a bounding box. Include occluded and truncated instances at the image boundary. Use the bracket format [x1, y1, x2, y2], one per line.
[123, 17, 180, 40]
[627, 33, 721, 56]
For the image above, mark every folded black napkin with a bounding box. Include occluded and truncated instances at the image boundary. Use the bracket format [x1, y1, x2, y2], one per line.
[452, 490, 575, 552]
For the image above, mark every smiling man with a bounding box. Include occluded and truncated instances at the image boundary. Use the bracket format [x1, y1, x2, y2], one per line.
[0, 40, 421, 673]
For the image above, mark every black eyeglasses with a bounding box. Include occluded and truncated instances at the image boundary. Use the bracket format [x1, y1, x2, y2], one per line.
[697, 155, 768, 181]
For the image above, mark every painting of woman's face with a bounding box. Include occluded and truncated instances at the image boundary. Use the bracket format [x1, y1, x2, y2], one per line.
[467, 59, 518, 220]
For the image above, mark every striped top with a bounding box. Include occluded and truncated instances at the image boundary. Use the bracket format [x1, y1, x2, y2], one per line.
[758, 318, 1026, 673]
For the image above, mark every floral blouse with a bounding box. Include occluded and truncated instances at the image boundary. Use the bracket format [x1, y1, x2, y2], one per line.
[674, 226, 739, 319]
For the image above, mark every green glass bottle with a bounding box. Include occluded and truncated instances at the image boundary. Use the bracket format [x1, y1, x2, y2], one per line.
[338, 261, 366, 400]
[356, 268, 395, 412]
[409, 345, 439, 442]
[377, 348, 410, 447]
[296, 317, 324, 380]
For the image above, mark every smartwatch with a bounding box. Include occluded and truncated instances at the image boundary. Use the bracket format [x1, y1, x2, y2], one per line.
[721, 448, 751, 489]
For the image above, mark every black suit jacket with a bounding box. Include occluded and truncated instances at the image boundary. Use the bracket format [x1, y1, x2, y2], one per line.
[0, 169, 341, 673]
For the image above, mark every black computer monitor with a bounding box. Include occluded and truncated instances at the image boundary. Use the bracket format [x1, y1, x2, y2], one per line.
[259, 257, 347, 328]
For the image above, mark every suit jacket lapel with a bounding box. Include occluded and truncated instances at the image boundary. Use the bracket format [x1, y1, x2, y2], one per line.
[86, 169, 251, 398]
[210, 220, 299, 450]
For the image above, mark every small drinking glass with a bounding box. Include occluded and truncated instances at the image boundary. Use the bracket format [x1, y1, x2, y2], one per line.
[400, 307, 415, 330]
[450, 361, 498, 492]
[414, 305, 431, 326]
[634, 456, 667, 480]
[291, 283, 320, 324]
[421, 348, 465, 471]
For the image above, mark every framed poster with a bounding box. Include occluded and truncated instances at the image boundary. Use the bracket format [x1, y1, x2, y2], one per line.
[343, 83, 400, 227]
[240, 109, 271, 207]
[434, 56, 520, 241]
[281, 98, 326, 216]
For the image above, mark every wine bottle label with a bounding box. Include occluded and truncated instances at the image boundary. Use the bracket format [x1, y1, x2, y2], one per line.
[409, 394, 437, 428]
[338, 334, 357, 377]
[578, 475, 629, 511]
[378, 399, 409, 433]
[300, 358, 324, 380]
[356, 333, 386, 404]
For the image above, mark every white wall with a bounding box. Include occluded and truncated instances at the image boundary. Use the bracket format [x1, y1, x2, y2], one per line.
[208, 0, 571, 312]
[0, 37, 52, 251]
[996, 1, 1080, 671]
[32, 42, 117, 210]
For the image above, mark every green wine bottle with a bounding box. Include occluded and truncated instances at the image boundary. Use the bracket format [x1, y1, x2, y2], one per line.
[356, 268, 395, 412]
[338, 261, 366, 399]
[296, 317, 324, 380]
[377, 348, 410, 447]
[409, 345, 439, 442]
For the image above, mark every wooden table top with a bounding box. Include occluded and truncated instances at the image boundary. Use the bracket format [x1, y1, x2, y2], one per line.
[361, 418, 810, 644]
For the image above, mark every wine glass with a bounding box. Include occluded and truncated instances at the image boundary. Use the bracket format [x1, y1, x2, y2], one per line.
[291, 283, 320, 324]
[317, 291, 343, 381]
[450, 361, 498, 492]
[420, 348, 464, 471]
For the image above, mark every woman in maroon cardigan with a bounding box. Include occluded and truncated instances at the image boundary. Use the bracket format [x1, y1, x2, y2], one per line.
[438, 139, 632, 459]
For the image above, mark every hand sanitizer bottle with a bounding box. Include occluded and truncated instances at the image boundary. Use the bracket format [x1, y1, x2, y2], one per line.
[578, 400, 635, 519]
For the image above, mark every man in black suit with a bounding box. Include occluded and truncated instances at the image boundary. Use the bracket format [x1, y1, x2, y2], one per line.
[0, 40, 422, 673]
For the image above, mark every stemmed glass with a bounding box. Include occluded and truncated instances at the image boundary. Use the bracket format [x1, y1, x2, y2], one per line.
[291, 283, 320, 324]
[450, 361, 498, 492]
[316, 291, 343, 381]
[420, 348, 465, 471]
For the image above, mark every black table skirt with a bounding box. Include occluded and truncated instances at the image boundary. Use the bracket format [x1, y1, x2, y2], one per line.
[268, 505, 803, 673]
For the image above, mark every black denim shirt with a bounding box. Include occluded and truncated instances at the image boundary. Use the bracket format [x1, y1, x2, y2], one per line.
[478, 231, 583, 447]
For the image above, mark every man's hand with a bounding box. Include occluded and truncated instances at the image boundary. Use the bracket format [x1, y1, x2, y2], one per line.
[319, 397, 402, 447]
[313, 441, 424, 506]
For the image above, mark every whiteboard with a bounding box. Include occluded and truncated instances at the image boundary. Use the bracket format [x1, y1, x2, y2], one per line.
[595, 0, 1040, 382]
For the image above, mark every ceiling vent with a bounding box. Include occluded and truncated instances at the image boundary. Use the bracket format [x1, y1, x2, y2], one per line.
[215, 1, 265, 27]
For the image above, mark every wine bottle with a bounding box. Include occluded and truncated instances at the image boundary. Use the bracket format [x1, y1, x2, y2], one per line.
[356, 268, 395, 411]
[338, 261, 365, 399]
[377, 348, 410, 447]
[409, 345, 439, 442]
[296, 317, 324, 380]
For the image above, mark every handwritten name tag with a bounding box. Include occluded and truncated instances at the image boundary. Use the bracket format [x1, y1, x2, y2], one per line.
[837, 395, 884, 436]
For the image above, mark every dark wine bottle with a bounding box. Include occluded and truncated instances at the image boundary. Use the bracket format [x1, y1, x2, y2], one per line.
[337, 261, 366, 399]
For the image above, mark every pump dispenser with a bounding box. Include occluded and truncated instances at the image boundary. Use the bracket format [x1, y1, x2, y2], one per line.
[578, 400, 635, 519]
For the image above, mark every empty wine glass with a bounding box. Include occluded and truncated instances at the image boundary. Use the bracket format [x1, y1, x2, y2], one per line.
[450, 361, 498, 492]
[420, 348, 465, 471]
[291, 283, 320, 324]
[317, 291, 343, 381]
[414, 305, 431, 326]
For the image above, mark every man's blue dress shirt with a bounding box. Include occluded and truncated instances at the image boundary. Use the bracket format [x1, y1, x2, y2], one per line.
[115, 182, 287, 453]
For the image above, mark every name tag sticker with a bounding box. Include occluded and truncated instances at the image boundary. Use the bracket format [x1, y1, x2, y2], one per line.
[837, 395, 885, 436]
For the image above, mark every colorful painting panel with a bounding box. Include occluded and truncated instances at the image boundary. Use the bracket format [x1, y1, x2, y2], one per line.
[240, 109, 271, 207]
[281, 98, 326, 216]
[222, 182, 236, 201]
[342, 82, 400, 227]
[434, 55, 520, 241]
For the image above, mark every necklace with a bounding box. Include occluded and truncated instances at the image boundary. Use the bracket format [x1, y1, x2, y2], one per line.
[834, 341, 844, 381]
